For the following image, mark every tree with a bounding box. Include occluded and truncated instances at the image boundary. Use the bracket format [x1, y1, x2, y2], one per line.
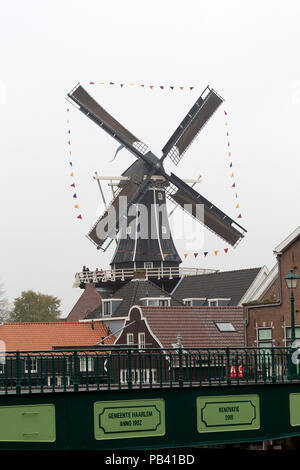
[9, 290, 61, 323]
[0, 284, 10, 322]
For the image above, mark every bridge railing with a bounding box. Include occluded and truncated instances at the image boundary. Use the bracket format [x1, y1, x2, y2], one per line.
[0, 347, 298, 394]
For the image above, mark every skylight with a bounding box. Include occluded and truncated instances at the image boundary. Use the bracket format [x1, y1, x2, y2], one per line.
[215, 322, 236, 332]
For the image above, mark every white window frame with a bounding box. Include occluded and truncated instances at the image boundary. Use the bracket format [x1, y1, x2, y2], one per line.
[126, 226, 132, 235]
[162, 226, 167, 234]
[208, 298, 231, 307]
[102, 299, 122, 316]
[120, 368, 157, 385]
[138, 332, 146, 349]
[144, 262, 153, 269]
[140, 297, 171, 307]
[24, 357, 38, 374]
[79, 356, 94, 372]
[157, 192, 163, 201]
[183, 298, 206, 306]
[47, 375, 70, 387]
[127, 333, 134, 345]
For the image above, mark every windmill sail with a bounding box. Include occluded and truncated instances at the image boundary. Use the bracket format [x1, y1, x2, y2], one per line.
[67, 84, 148, 158]
[165, 173, 246, 246]
[162, 86, 223, 165]
[87, 180, 140, 249]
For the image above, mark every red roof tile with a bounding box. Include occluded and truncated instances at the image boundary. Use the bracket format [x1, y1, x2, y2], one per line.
[138, 306, 244, 348]
[0, 321, 114, 352]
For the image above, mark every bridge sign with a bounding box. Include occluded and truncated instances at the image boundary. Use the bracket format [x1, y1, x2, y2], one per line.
[197, 395, 260, 433]
[94, 399, 165, 440]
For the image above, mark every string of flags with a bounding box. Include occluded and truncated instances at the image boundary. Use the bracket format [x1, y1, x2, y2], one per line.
[88, 81, 196, 91]
[115, 248, 231, 258]
[67, 108, 82, 221]
[224, 110, 242, 220]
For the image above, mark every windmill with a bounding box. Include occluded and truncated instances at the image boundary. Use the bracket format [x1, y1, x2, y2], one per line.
[67, 84, 246, 287]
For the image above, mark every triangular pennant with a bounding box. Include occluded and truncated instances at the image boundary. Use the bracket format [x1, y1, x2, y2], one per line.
[140, 84, 145, 87]
[228, 152, 231, 157]
[170, 86, 174, 90]
[204, 252, 208, 257]
[69, 162, 72, 166]
[225, 121, 228, 126]
[89, 82, 95, 85]
[237, 214, 242, 219]
[224, 248, 228, 253]
[120, 84, 124, 87]
[67, 120, 69, 124]
[68, 140, 71, 145]
[77, 214, 82, 220]
[99, 82, 104, 84]
[231, 172, 234, 177]
[67, 108, 69, 112]
[71, 183, 75, 188]
[226, 132, 229, 136]
[163, 253, 168, 259]
[184, 253, 188, 259]
[149, 86, 154, 89]
[232, 183, 236, 188]
[69, 151, 72, 155]
[189, 87, 194, 90]
[236, 203, 239, 208]
[228, 142, 230, 147]
[230, 163, 233, 167]
[68, 130, 70, 134]
[109, 82, 115, 85]
[160, 86, 164, 89]
[73, 193, 77, 198]
[179, 86, 184, 90]
[214, 250, 219, 256]
[194, 253, 198, 258]
[224, 110, 227, 115]
[235, 193, 238, 198]
[130, 83, 134, 86]
[70, 172, 74, 177]
[74, 204, 79, 209]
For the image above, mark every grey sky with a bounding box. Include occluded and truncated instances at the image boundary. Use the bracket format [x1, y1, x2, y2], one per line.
[1, 0, 300, 316]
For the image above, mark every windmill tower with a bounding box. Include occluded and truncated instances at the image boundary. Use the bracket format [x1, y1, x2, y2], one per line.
[67, 84, 246, 290]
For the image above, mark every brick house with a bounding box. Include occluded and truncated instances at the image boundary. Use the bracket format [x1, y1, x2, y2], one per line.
[244, 226, 300, 349]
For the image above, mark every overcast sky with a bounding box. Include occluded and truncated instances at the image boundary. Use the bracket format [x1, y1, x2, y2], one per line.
[1, 0, 300, 316]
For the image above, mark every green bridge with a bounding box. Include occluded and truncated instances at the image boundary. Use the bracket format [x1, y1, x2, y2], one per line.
[0, 347, 300, 450]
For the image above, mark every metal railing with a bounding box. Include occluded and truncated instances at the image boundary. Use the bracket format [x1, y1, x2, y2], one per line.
[73, 267, 218, 286]
[0, 347, 298, 395]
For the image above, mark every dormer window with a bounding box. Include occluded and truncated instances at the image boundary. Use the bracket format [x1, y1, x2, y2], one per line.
[140, 297, 170, 306]
[144, 262, 153, 269]
[102, 299, 123, 316]
[183, 298, 206, 307]
[208, 298, 231, 307]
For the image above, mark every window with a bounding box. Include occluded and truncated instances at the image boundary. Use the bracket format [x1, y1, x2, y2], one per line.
[140, 297, 170, 306]
[183, 298, 206, 306]
[158, 192, 163, 201]
[103, 301, 111, 316]
[126, 226, 131, 235]
[127, 333, 134, 345]
[286, 327, 300, 347]
[79, 356, 94, 372]
[138, 332, 146, 349]
[144, 262, 153, 269]
[215, 322, 236, 332]
[48, 375, 70, 387]
[25, 357, 38, 374]
[257, 328, 273, 355]
[120, 369, 157, 385]
[208, 298, 231, 307]
[162, 226, 167, 234]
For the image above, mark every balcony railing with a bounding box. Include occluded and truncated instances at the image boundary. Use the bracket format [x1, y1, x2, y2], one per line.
[73, 267, 218, 286]
[0, 347, 298, 395]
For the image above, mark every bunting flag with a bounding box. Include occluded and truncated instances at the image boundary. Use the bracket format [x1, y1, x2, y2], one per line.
[224, 109, 243, 221]
[184, 254, 188, 259]
[111, 247, 232, 258]
[204, 252, 208, 257]
[163, 253, 168, 259]
[67, 108, 83, 221]
[224, 248, 228, 253]
[194, 253, 198, 258]
[88, 81, 198, 91]
[214, 250, 219, 256]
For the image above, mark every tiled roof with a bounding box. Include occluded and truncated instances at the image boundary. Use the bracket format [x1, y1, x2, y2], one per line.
[0, 321, 114, 352]
[86, 279, 183, 319]
[172, 268, 262, 305]
[67, 284, 102, 321]
[138, 305, 244, 348]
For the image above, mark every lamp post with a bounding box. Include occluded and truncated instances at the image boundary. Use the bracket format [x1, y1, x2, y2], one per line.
[285, 269, 299, 347]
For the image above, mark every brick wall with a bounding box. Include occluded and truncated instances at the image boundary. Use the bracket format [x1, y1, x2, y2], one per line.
[244, 236, 300, 347]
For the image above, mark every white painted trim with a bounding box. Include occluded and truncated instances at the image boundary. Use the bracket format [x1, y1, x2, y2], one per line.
[239, 266, 270, 304]
[248, 263, 278, 302]
[274, 225, 300, 255]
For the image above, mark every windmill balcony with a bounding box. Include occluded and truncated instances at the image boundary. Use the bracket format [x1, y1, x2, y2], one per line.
[73, 267, 218, 287]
